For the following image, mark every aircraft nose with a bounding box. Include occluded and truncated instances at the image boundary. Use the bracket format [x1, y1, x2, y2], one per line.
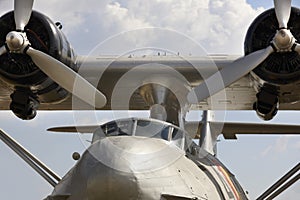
[85, 136, 184, 199]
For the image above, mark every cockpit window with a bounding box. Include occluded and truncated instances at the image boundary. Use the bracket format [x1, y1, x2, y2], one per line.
[94, 118, 191, 151]
[169, 128, 184, 149]
[101, 119, 134, 136]
[135, 120, 170, 140]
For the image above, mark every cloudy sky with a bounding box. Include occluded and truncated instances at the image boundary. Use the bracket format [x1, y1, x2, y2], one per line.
[0, 0, 299, 199]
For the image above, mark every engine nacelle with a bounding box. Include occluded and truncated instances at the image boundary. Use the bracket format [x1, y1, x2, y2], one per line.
[0, 11, 77, 119]
[253, 86, 279, 121]
[245, 7, 300, 120]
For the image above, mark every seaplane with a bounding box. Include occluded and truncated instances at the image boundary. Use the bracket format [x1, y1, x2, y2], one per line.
[0, 0, 299, 199]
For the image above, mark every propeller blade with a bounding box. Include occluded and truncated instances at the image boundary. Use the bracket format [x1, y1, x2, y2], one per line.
[26, 47, 107, 108]
[0, 45, 7, 56]
[294, 43, 300, 54]
[188, 46, 274, 103]
[274, 0, 292, 28]
[14, 0, 34, 30]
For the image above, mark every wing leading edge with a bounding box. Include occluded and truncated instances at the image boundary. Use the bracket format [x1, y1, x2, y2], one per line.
[1, 55, 300, 111]
[47, 121, 300, 140]
[185, 122, 300, 139]
[0, 55, 253, 110]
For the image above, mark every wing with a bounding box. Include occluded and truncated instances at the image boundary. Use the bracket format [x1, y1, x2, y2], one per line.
[73, 55, 258, 111]
[1, 1, 300, 121]
[48, 55, 300, 111]
[0, 55, 255, 110]
[1, 55, 300, 112]
[185, 121, 300, 139]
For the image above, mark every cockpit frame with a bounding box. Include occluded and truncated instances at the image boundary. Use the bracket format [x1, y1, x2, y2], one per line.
[92, 117, 193, 151]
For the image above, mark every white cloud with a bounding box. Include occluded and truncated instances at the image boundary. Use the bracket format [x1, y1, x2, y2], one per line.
[102, 0, 265, 54]
[102, 2, 151, 32]
[261, 136, 291, 157]
[33, 0, 108, 34]
[274, 136, 290, 153]
[0, 0, 265, 54]
[260, 145, 272, 157]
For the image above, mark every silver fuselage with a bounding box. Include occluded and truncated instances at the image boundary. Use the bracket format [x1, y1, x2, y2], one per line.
[46, 118, 248, 200]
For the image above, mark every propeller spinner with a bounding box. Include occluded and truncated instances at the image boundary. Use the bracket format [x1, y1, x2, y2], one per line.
[188, 0, 299, 103]
[0, 0, 107, 108]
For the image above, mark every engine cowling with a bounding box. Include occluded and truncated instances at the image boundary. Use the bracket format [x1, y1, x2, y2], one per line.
[245, 7, 300, 120]
[245, 7, 300, 85]
[0, 11, 77, 119]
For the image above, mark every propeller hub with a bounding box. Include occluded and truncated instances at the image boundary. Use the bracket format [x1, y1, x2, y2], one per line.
[5, 31, 30, 53]
[272, 29, 296, 52]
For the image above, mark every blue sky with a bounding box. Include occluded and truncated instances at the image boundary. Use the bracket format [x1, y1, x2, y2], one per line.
[0, 0, 300, 199]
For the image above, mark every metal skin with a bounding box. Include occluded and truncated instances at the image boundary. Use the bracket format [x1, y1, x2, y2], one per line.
[0, 1, 298, 199]
[1, 1, 300, 122]
[2, 117, 300, 199]
[274, 0, 291, 28]
[5, 31, 28, 51]
[272, 29, 296, 52]
[14, 0, 34, 31]
[49, 137, 206, 200]
[45, 118, 247, 200]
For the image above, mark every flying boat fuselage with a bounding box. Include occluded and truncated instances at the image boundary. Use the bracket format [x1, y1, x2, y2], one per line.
[46, 118, 248, 200]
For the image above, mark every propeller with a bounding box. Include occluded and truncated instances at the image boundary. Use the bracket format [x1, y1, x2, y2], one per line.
[187, 46, 274, 103]
[26, 48, 107, 108]
[188, 0, 299, 104]
[14, 0, 34, 31]
[274, 0, 292, 28]
[294, 43, 300, 54]
[0, 46, 6, 56]
[0, 0, 107, 108]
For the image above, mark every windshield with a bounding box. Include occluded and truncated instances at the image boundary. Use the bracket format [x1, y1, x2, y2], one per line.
[135, 119, 169, 140]
[94, 118, 190, 150]
[101, 119, 134, 136]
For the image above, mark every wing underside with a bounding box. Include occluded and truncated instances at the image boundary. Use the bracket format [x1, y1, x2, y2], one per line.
[0, 56, 300, 111]
[185, 122, 300, 139]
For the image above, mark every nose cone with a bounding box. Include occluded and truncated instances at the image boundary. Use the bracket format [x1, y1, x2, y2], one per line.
[87, 158, 139, 200]
[86, 136, 184, 199]
[6, 31, 25, 50]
